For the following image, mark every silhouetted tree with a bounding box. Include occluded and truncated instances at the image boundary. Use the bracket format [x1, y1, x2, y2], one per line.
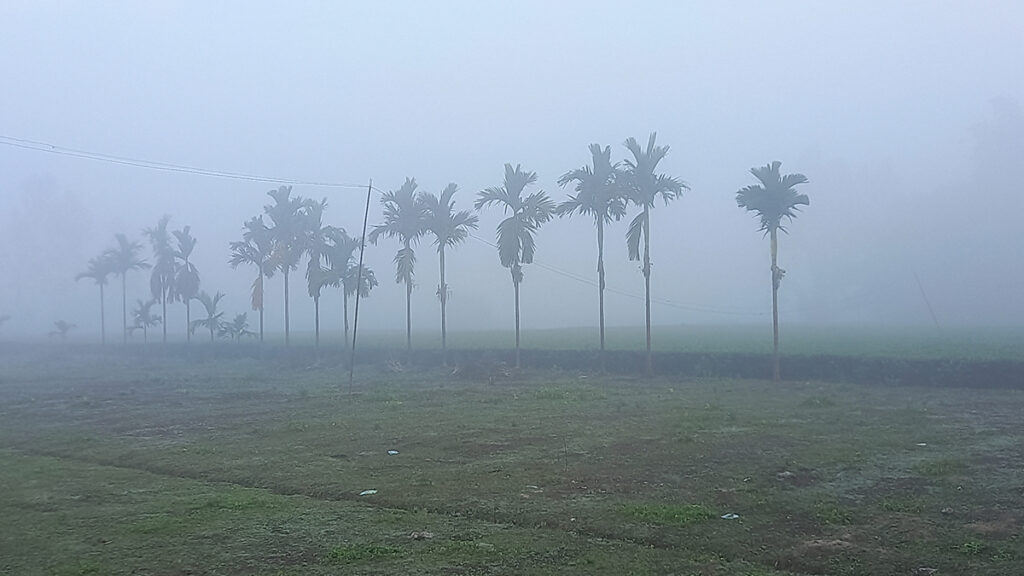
[324, 228, 378, 352]
[302, 199, 339, 353]
[219, 313, 256, 342]
[264, 186, 311, 346]
[190, 290, 225, 342]
[104, 234, 150, 344]
[475, 164, 556, 369]
[130, 298, 162, 344]
[229, 216, 275, 343]
[49, 320, 75, 343]
[368, 177, 427, 357]
[144, 215, 175, 344]
[557, 144, 626, 371]
[173, 226, 200, 342]
[76, 254, 114, 345]
[736, 161, 810, 382]
[622, 133, 687, 376]
[422, 183, 478, 366]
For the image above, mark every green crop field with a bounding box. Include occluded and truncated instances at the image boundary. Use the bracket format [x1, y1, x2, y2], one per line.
[1, 344, 1022, 575]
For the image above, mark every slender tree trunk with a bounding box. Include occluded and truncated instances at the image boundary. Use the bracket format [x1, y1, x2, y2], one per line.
[643, 204, 652, 377]
[161, 291, 167, 344]
[99, 284, 106, 346]
[210, 322, 214, 343]
[143, 325, 147, 344]
[406, 280, 413, 361]
[314, 295, 320, 352]
[770, 228, 780, 382]
[343, 291, 350, 352]
[284, 268, 290, 346]
[185, 299, 191, 343]
[597, 219, 606, 373]
[122, 274, 128, 345]
[513, 273, 521, 370]
[257, 272, 264, 344]
[439, 247, 448, 367]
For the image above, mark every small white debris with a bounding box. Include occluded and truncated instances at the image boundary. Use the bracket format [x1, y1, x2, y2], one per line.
[916, 443, 928, 447]
[721, 513, 740, 520]
[387, 450, 399, 455]
[359, 489, 378, 496]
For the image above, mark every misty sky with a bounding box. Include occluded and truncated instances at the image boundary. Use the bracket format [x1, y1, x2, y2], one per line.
[1, 1, 1022, 342]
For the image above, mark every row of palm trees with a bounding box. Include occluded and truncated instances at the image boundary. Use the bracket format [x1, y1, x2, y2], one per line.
[75, 132, 809, 380]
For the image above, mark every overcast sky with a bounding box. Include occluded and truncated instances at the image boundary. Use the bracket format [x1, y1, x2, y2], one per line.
[1, 1, 1022, 344]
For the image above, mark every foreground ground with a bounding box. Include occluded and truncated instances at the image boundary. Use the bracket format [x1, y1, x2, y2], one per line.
[0, 347, 1021, 575]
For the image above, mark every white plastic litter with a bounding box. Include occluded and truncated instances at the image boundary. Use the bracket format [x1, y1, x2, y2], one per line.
[916, 443, 928, 447]
[359, 489, 378, 496]
[387, 450, 399, 455]
[721, 513, 740, 520]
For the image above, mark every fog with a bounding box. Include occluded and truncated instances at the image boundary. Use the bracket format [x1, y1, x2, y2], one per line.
[1, 1, 1022, 342]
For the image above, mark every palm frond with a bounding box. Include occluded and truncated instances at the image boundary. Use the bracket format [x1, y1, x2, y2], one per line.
[626, 211, 645, 261]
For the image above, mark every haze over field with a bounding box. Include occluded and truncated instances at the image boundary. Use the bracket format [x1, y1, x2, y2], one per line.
[1, 1, 1022, 341]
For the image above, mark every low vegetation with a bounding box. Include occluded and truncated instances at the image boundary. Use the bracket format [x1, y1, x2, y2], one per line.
[1, 345, 1022, 575]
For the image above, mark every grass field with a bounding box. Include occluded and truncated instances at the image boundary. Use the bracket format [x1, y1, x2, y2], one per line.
[1, 345, 1022, 575]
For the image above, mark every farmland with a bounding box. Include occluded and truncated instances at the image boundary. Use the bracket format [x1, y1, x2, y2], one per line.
[1, 333, 1022, 575]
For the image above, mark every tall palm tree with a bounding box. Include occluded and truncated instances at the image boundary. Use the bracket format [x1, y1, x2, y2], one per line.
[104, 234, 150, 345]
[302, 199, 339, 352]
[422, 183, 479, 366]
[172, 226, 200, 342]
[368, 177, 427, 357]
[75, 254, 114, 345]
[736, 161, 810, 382]
[475, 164, 556, 369]
[622, 133, 687, 376]
[130, 298, 162, 344]
[264, 186, 311, 346]
[557, 144, 626, 371]
[144, 215, 176, 344]
[229, 216, 275, 343]
[190, 290, 226, 343]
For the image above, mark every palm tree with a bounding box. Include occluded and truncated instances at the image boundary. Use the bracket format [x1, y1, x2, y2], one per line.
[219, 313, 256, 342]
[190, 290, 226, 343]
[264, 186, 311, 346]
[736, 161, 810, 382]
[557, 144, 626, 371]
[49, 320, 75, 343]
[422, 183, 479, 366]
[323, 229, 363, 350]
[130, 298, 162, 344]
[475, 164, 556, 369]
[341, 262, 377, 351]
[144, 216, 176, 344]
[104, 234, 150, 345]
[75, 254, 114, 345]
[229, 216, 275, 343]
[303, 199, 339, 352]
[622, 133, 687, 376]
[173, 226, 200, 342]
[368, 177, 427, 357]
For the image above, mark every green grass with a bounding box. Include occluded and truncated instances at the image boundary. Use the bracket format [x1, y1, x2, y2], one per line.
[1, 345, 1023, 575]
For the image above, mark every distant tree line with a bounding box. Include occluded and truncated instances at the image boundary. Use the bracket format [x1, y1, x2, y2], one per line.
[69, 132, 809, 381]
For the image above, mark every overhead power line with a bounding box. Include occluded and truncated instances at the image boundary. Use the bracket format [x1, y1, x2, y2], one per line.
[0, 135, 369, 189]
